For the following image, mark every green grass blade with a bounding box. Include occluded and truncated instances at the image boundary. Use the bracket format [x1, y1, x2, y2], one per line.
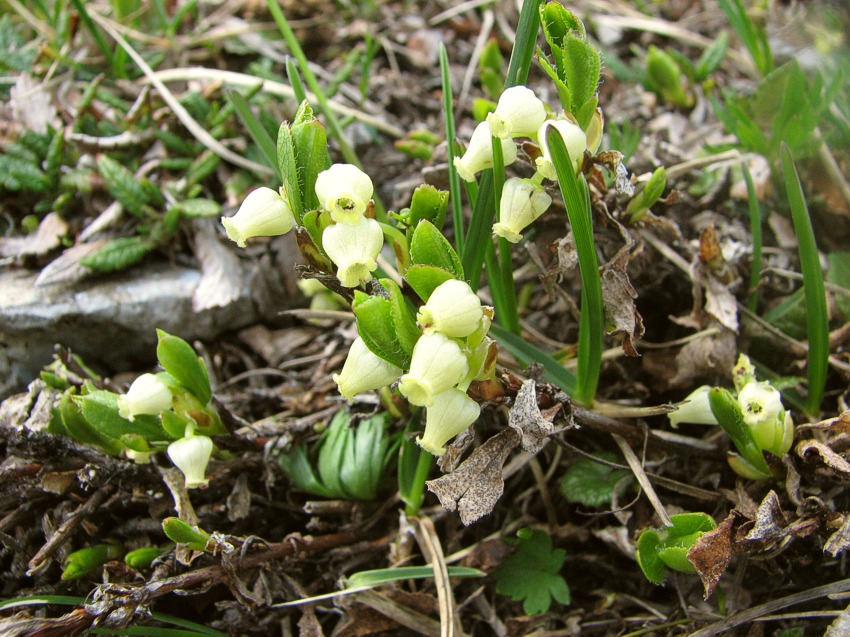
[548, 127, 603, 406]
[286, 57, 308, 105]
[504, 0, 541, 88]
[440, 44, 464, 253]
[347, 566, 485, 588]
[717, 0, 773, 76]
[462, 170, 495, 291]
[70, 0, 116, 70]
[742, 163, 763, 313]
[226, 88, 278, 179]
[490, 323, 577, 395]
[780, 143, 828, 415]
[487, 135, 520, 334]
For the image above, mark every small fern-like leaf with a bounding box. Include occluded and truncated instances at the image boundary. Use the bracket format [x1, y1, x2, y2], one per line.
[80, 237, 153, 272]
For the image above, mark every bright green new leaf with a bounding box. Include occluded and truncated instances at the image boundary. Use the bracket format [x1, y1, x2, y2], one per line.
[161, 517, 211, 552]
[635, 529, 666, 584]
[277, 121, 303, 221]
[58, 391, 124, 456]
[494, 528, 571, 615]
[382, 279, 421, 359]
[97, 155, 159, 217]
[409, 220, 464, 278]
[352, 292, 410, 369]
[709, 387, 772, 478]
[291, 102, 331, 213]
[405, 264, 456, 302]
[407, 185, 449, 229]
[78, 390, 170, 442]
[156, 330, 212, 406]
[171, 198, 222, 218]
[62, 544, 124, 581]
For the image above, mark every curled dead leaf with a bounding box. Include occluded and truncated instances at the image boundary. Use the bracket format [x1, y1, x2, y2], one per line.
[688, 513, 737, 600]
[796, 440, 850, 474]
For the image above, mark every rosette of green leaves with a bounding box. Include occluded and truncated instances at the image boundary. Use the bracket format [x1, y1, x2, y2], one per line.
[278, 410, 398, 501]
[635, 512, 716, 584]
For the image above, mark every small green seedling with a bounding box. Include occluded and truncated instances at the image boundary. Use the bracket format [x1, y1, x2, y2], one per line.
[124, 545, 172, 570]
[494, 528, 570, 615]
[162, 517, 212, 552]
[61, 544, 125, 581]
[635, 512, 716, 584]
[645, 46, 693, 108]
[626, 166, 667, 222]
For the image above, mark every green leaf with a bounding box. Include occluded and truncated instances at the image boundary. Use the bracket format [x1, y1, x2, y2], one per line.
[828, 252, 850, 320]
[562, 34, 600, 123]
[62, 544, 124, 581]
[277, 121, 303, 221]
[291, 102, 331, 212]
[559, 453, 631, 507]
[382, 279, 421, 359]
[97, 155, 154, 217]
[80, 237, 153, 273]
[161, 517, 210, 552]
[347, 566, 485, 588]
[658, 546, 697, 574]
[405, 264, 456, 302]
[668, 512, 717, 537]
[696, 31, 729, 80]
[278, 445, 334, 498]
[782, 144, 828, 416]
[408, 185, 449, 229]
[156, 330, 212, 405]
[494, 528, 570, 615]
[58, 391, 124, 456]
[709, 387, 772, 477]
[78, 390, 170, 442]
[226, 87, 278, 176]
[409, 220, 463, 278]
[635, 529, 666, 584]
[171, 198, 222, 218]
[0, 153, 51, 192]
[489, 323, 577, 395]
[352, 293, 410, 369]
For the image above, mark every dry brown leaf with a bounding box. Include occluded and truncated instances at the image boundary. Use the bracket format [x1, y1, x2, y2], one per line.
[824, 515, 850, 557]
[507, 380, 554, 454]
[10, 74, 56, 134]
[702, 274, 739, 332]
[745, 490, 788, 542]
[0, 213, 68, 259]
[192, 219, 243, 311]
[796, 439, 850, 474]
[669, 327, 736, 388]
[34, 241, 106, 288]
[427, 428, 521, 526]
[600, 246, 644, 357]
[689, 513, 736, 600]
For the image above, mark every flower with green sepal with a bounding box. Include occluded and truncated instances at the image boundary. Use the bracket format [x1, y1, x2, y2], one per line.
[417, 387, 481, 456]
[322, 216, 383, 287]
[668, 385, 718, 428]
[453, 120, 518, 182]
[117, 373, 173, 422]
[315, 163, 374, 224]
[333, 337, 404, 401]
[221, 186, 294, 247]
[492, 177, 552, 244]
[167, 431, 214, 489]
[397, 332, 469, 407]
[486, 85, 547, 140]
[535, 118, 587, 180]
[416, 279, 483, 338]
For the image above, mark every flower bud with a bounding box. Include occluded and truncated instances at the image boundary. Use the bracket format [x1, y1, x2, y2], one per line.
[398, 333, 469, 407]
[486, 86, 547, 139]
[221, 187, 294, 247]
[417, 388, 481, 455]
[535, 119, 587, 180]
[315, 163, 374, 224]
[732, 353, 757, 393]
[453, 121, 518, 182]
[492, 177, 552, 243]
[167, 435, 214, 489]
[417, 279, 483, 337]
[322, 217, 384, 287]
[118, 373, 173, 421]
[585, 107, 604, 154]
[333, 337, 403, 400]
[668, 385, 718, 428]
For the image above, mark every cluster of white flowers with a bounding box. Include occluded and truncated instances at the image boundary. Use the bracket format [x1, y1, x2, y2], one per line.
[334, 278, 494, 456]
[117, 373, 214, 488]
[221, 163, 381, 289]
[453, 85, 604, 245]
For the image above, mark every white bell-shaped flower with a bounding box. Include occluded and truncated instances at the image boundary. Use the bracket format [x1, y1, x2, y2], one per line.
[486, 85, 547, 139]
[453, 121, 518, 182]
[221, 187, 294, 248]
[492, 177, 553, 243]
[322, 217, 384, 287]
[668, 385, 718, 428]
[417, 279, 483, 337]
[167, 435, 214, 489]
[315, 163, 374, 224]
[417, 388, 481, 455]
[118, 373, 173, 421]
[333, 337, 403, 401]
[737, 381, 783, 427]
[398, 333, 469, 407]
[535, 119, 587, 180]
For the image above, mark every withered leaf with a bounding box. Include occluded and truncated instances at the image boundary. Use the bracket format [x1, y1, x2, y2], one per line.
[825, 515, 850, 557]
[600, 245, 644, 357]
[192, 219, 243, 311]
[0, 213, 68, 259]
[689, 513, 736, 600]
[745, 490, 788, 542]
[427, 428, 521, 526]
[796, 439, 850, 474]
[508, 380, 554, 454]
[669, 327, 736, 389]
